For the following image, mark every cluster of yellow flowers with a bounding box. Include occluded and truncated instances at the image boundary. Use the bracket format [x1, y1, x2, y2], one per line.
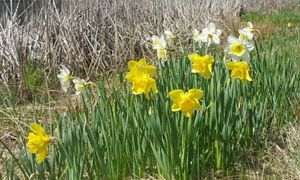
[27, 22, 257, 164]
[126, 22, 257, 117]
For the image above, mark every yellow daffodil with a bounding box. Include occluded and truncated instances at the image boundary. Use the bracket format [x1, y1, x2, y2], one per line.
[224, 35, 254, 61]
[169, 89, 204, 117]
[27, 123, 52, 164]
[73, 78, 90, 95]
[199, 23, 222, 46]
[57, 65, 73, 92]
[125, 58, 158, 99]
[188, 53, 214, 79]
[244, 22, 256, 33]
[226, 61, 252, 82]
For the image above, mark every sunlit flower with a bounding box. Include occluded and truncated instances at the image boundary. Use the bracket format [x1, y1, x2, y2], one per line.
[226, 61, 252, 82]
[164, 30, 176, 41]
[199, 23, 222, 46]
[73, 78, 90, 95]
[57, 65, 73, 92]
[169, 89, 204, 117]
[288, 22, 294, 29]
[224, 35, 254, 61]
[125, 58, 158, 99]
[152, 35, 167, 50]
[27, 123, 52, 164]
[188, 53, 214, 79]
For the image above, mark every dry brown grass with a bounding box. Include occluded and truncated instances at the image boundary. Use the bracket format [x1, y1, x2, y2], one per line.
[0, 0, 298, 87]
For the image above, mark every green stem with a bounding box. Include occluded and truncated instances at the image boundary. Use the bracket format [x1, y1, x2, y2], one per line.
[0, 139, 29, 179]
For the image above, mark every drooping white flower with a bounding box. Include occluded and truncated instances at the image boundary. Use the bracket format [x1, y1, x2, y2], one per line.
[164, 30, 176, 41]
[57, 65, 73, 92]
[224, 35, 254, 61]
[73, 78, 89, 95]
[199, 23, 222, 46]
[152, 35, 167, 50]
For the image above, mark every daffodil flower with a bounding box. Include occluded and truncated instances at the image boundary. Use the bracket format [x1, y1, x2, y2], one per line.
[57, 65, 73, 92]
[224, 35, 254, 61]
[73, 78, 90, 95]
[199, 23, 222, 46]
[188, 53, 214, 79]
[169, 89, 204, 117]
[27, 123, 52, 164]
[152, 35, 167, 50]
[226, 61, 252, 82]
[238, 28, 254, 41]
[193, 29, 201, 42]
[164, 30, 176, 42]
[238, 22, 256, 40]
[125, 58, 158, 99]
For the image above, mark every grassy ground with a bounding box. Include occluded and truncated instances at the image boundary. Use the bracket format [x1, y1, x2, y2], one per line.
[0, 8, 300, 179]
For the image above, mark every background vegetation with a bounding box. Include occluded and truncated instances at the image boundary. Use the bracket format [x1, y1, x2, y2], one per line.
[0, 0, 300, 179]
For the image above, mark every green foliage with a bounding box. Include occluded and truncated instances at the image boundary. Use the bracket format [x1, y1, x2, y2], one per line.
[241, 10, 300, 25]
[3, 10, 300, 179]
[23, 59, 45, 92]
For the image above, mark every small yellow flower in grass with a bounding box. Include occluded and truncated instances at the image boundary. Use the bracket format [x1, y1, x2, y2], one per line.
[188, 53, 214, 79]
[288, 22, 294, 29]
[27, 123, 52, 164]
[125, 58, 158, 99]
[169, 89, 204, 117]
[226, 61, 252, 82]
[57, 65, 73, 92]
[73, 78, 90, 95]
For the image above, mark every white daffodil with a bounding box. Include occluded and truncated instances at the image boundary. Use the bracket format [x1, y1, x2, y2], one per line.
[193, 29, 201, 42]
[239, 22, 255, 40]
[224, 35, 254, 61]
[152, 35, 167, 50]
[199, 23, 222, 46]
[57, 65, 73, 92]
[164, 30, 176, 41]
[73, 78, 89, 95]
[244, 22, 255, 33]
[238, 29, 254, 41]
